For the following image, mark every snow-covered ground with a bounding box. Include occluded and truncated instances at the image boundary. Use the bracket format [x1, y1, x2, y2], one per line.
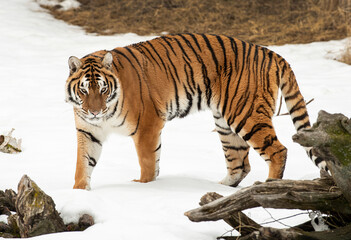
[1, 0, 351, 239]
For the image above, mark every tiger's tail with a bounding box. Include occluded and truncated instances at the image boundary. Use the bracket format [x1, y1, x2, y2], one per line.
[278, 58, 326, 170]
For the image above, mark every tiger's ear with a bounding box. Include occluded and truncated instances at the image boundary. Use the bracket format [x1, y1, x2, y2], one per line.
[68, 56, 82, 74]
[102, 52, 113, 70]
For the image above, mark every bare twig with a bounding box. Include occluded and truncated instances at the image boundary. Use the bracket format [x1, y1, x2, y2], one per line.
[276, 98, 314, 116]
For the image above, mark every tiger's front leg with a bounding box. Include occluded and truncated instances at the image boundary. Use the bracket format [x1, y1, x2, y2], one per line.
[73, 128, 103, 190]
[132, 118, 164, 183]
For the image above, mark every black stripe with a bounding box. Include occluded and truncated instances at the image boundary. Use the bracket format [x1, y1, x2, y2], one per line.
[224, 145, 249, 151]
[197, 85, 202, 110]
[112, 49, 134, 68]
[115, 111, 128, 127]
[106, 100, 119, 120]
[233, 91, 250, 120]
[229, 37, 239, 70]
[179, 84, 193, 118]
[186, 33, 202, 52]
[261, 135, 278, 152]
[242, 123, 273, 142]
[168, 65, 180, 114]
[292, 112, 309, 124]
[289, 99, 305, 114]
[68, 96, 81, 106]
[233, 101, 255, 134]
[129, 114, 141, 136]
[275, 61, 280, 87]
[125, 47, 142, 68]
[266, 52, 276, 100]
[77, 128, 102, 146]
[112, 58, 123, 69]
[271, 147, 287, 158]
[280, 62, 287, 79]
[86, 155, 97, 167]
[221, 63, 233, 116]
[215, 123, 231, 131]
[183, 57, 196, 94]
[175, 35, 194, 61]
[216, 35, 227, 72]
[261, 94, 275, 113]
[226, 157, 239, 162]
[146, 41, 169, 72]
[232, 165, 244, 171]
[314, 157, 324, 165]
[230, 40, 247, 113]
[137, 44, 162, 69]
[67, 72, 83, 99]
[213, 114, 221, 119]
[256, 105, 271, 118]
[217, 130, 232, 136]
[297, 121, 311, 131]
[154, 143, 162, 152]
[308, 149, 313, 158]
[201, 64, 212, 107]
[160, 37, 177, 56]
[162, 42, 180, 82]
[285, 91, 300, 101]
[201, 34, 219, 75]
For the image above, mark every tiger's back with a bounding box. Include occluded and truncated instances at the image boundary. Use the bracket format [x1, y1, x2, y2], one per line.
[66, 33, 322, 190]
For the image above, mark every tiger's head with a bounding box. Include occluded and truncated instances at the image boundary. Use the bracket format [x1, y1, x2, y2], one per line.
[65, 52, 119, 123]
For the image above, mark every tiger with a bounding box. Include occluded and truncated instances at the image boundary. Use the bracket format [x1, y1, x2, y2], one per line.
[65, 33, 325, 190]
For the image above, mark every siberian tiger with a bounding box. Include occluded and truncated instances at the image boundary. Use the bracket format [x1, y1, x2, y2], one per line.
[65, 33, 324, 190]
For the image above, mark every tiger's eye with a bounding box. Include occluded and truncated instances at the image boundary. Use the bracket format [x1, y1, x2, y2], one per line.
[80, 88, 87, 94]
[101, 87, 108, 93]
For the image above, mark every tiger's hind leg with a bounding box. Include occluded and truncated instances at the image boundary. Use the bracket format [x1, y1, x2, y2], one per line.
[233, 116, 288, 180]
[214, 114, 251, 187]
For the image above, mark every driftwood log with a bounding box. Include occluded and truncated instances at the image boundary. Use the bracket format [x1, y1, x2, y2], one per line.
[15, 175, 66, 237]
[0, 175, 94, 238]
[185, 111, 351, 239]
[185, 177, 350, 222]
[293, 110, 351, 204]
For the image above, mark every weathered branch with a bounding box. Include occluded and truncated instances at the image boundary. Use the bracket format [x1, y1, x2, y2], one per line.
[199, 192, 261, 236]
[185, 177, 351, 222]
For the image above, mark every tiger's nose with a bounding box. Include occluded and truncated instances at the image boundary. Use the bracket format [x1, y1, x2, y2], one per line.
[91, 110, 100, 116]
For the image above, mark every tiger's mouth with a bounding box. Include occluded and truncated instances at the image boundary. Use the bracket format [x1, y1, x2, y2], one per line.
[81, 108, 108, 122]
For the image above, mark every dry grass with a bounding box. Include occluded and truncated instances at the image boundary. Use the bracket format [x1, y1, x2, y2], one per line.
[338, 3, 351, 65]
[42, 0, 351, 46]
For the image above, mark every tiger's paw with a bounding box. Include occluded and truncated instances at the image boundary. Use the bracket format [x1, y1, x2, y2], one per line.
[132, 177, 154, 183]
[219, 175, 242, 187]
[265, 178, 281, 183]
[73, 180, 91, 190]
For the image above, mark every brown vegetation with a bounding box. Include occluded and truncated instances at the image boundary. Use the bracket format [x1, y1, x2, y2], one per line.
[43, 0, 350, 46]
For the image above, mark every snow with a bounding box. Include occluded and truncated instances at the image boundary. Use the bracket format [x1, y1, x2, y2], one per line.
[1, 0, 351, 239]
[35, 0, 80, 11]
